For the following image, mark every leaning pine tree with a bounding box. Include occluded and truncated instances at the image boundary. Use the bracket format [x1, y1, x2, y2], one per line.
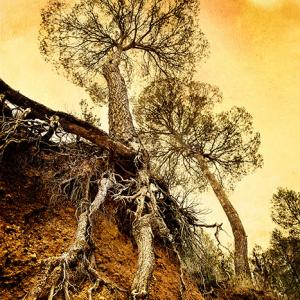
[135, 78, 263, 280]
[13, 0, 211, 298]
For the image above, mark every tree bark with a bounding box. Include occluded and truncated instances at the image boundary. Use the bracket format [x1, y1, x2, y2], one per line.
[194, 153, 251, 279]
[131, 214, 155, 299]
[102, 51, 137, 144]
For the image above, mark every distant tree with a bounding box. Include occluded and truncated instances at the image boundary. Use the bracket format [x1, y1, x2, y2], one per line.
[252, 188, 300, 299]
[40, 0, 207, 143]
[135, 78, 263, 279]
[272, 188, 300, 235]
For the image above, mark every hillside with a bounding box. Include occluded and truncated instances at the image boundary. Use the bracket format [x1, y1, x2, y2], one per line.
[0, 144, 203, 299]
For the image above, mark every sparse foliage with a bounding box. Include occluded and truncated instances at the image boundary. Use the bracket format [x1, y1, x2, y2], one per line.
[182, 228, 234, 292]
[40, 0, 208, 87]
[271, 188, 300, 235]
[135, 78, 262, 189]
[79, 99, 101, 127]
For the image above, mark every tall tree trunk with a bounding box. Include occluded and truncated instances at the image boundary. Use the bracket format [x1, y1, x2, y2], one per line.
[194, 153, 251, 279]
[102, 50, 137, 144]
[102, 51, 158, 298]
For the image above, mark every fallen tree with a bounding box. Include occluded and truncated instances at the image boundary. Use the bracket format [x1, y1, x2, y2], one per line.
[0, 79, 134, 158]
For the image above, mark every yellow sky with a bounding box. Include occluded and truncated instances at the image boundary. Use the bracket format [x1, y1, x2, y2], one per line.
[197, 0, 300, 249]
[0, 0, 299, 250]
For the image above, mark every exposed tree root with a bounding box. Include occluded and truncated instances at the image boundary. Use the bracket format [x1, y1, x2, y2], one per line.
[26, 176, 122, 300]
[130, 167, 187, 299]
[131, 214, 155, 299]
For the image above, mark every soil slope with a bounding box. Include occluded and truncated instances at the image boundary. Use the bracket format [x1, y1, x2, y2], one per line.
[0, 148, 203, 300]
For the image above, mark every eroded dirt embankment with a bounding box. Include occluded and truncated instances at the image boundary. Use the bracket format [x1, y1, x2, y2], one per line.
[0, 151, 203, 300]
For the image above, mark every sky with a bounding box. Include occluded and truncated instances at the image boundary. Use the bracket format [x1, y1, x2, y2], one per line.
[0, 0, 299, 250]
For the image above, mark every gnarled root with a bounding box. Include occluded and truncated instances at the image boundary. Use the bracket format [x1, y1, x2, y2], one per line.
[131, 215, 155, 299]
[26, 177, 119, 300]
[130, 168, 186, 299]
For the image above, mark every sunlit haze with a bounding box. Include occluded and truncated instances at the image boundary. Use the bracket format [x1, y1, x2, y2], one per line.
[249, 0, 284, 9]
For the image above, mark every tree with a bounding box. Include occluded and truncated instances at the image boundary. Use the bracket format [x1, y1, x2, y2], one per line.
[40, 0, 207, 144]
[135, 78, 263, 279]
[271, 188, 300, 235]
[252, 188, 300, 299]
[34, 0, 209, 298]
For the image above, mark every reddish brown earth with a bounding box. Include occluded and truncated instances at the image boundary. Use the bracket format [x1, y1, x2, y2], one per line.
[0, 146, 277, 300]
[0, 151, 203, 300]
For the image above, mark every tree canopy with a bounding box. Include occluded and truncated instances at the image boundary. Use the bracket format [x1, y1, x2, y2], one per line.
[135, 78, 263, 189]
[271, 188, 300, 235]
[252, 188, 300, 299]
[40, 0, 208, 88]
